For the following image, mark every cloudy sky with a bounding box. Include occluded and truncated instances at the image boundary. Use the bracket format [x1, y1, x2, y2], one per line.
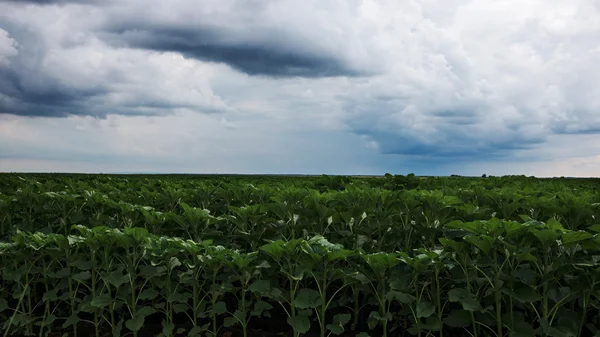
[0, 0, 599, 176]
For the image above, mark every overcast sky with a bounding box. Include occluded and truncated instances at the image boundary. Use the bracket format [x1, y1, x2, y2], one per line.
[1, 0, 599, 176]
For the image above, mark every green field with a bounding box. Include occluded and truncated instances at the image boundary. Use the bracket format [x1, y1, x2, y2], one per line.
[1, 173, 600, 337]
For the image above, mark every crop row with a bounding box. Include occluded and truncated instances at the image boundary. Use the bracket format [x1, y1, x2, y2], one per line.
[1, 181, 599, 252]
[2, 218, 600, 337]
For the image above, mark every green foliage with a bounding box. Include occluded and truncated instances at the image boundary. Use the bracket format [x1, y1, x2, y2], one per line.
[1, 173, 600, 336]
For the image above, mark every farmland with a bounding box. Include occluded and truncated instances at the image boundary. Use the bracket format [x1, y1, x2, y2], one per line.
[1, 173, 600, 337]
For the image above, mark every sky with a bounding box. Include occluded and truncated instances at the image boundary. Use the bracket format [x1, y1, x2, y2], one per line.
[0, 0, 599, 176]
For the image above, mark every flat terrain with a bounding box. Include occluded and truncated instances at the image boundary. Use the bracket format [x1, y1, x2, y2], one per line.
[1, 173, 599, 337]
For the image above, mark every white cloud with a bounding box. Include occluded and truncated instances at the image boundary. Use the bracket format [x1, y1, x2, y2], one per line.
[0, 29, 18, 66]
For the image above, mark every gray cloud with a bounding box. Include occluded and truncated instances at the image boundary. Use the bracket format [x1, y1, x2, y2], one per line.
[344, 97, 546, 161]
[0, 8, 232, 118]
[101, 25, 359, 78]
[0, 66, 108, 117]
[1, 0, 600, 175]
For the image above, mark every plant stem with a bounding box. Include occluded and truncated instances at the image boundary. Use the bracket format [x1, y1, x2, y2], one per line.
[493, 250, 502, 337]
[3, 284, 28, 337]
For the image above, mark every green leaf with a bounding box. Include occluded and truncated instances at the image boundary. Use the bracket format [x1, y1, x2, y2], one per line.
[540, 318, 577, 337]
[173, 303, 188, 313]
[125, 306, 154, 332]
[248, 280, 270, 294]
[91, 294, 113, 308]
[52, 267, 71, 279]
[40, 314, 57, 327]
[333, 313, 351, 325]
[369, 311, 392, 321]
[444, 309, 472, 328]
[287, 315, 311, 334]
[416, 301, 436, 318]
[448, 288, 481, 311]
[327, 313, 351, 335]
[223, 316, 237, 327]
[62, 314, 80, 328]
[124, 227, 150, 241]
[0, 298, 8, 312]
[137, 306, 155, 317]
[503, 221, 524, 235]
[422, 316, 441, 331]
[545, 218, 565, 231]
[138, 288, 159, 300]
[211, 302, 227, 315]
[464, 235, 494, 254]
[170, 257, 182, 271]
[162, 321, 175, 337]
[104, 271, 130, 288]
[356, 333, 370, 337]
[561, 231, 593, 245]
[251, 301, 273, 317]
[73, 259, 95, 271]
[533, 229, 560, 247]
[510, 283, 542, 303]
[171, 292, 191, 303]
[125, 315, 145, 332]
[388, 290, 415, 304]
[11, 313, 34, 327]
[260, 241, 284, 260]
[326, 323, 344, 335]
[513, 267, 536, 285]
[294, 288, 321, 309]
[111, 320, 123, 337]
[188, 324, 209, 337]
[42, 289, 59, 302]
[363, 252, 400, 273]
[510, 321, 535, 337]
[79, 297, 96, 313]
[73, 270, 91, 281]
[139, 265, 160, 277]
[353, 273, 370, 284]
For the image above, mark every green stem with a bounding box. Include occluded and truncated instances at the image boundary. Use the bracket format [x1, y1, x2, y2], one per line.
[315, 267, 328, 337]
[104, 250, 116, 331]
[39, 260, 50, 337]
[130, 249, 138, 337]
[3, 283, 29, 337]
[578, 293, 589, 337]
[464, 256, 477, 337]
[352, 287, 359, 330]
[25, 264, 33, 336]
[241, 282, 248, 337]
[415, 276, 421, 337]
[192, 268, 199, 327]
[381, 285, 388, 337]
[436, 267, 442, 337]
[212, 269, 219, 337]
[67, 260, 78, 337]
[493, 250, 502, 337]
[290, 277, 299, 337]
[92, 269, 100, 337]
[167, 268, 173, 326]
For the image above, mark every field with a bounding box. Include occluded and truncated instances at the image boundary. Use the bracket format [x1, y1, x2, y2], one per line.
[1, 173, 600, 337]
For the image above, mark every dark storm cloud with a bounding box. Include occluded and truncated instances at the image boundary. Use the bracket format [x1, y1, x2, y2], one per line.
[0, 16, 228, 118]
[344, 96, 546, 161]
[101, 25, 360, 78]
[551, 120, 600, 135]
[0, 66, 105, 117]
[0, 54, 205, 118]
